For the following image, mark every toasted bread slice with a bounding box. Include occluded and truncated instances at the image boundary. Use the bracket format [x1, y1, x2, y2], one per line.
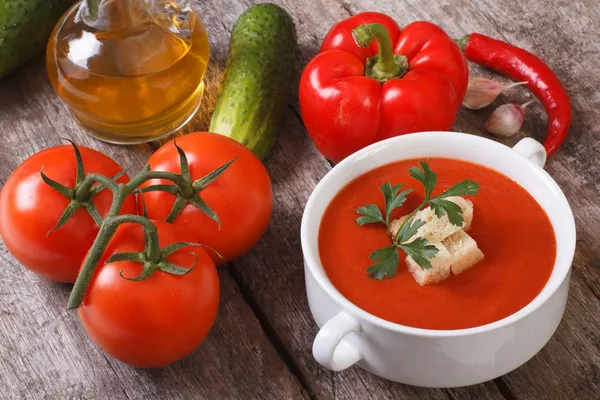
[406, 243, 452, 286]
[443, 230, 484, 275]
[389, 197, 474, 243]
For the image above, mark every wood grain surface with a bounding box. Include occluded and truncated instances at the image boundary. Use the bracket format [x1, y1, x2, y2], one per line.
[0, 0, 599, 399]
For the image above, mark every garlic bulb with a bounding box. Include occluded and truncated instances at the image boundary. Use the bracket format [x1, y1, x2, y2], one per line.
[462, 78, 527, 110]
[485, 101, 534, 137]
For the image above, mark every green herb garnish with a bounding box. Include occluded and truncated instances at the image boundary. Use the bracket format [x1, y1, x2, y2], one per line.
[356, 183, 412, 227]
[355, 161, 480, 280]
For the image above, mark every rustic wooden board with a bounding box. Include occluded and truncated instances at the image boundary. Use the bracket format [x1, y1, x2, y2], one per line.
[0, 0, 599, 399]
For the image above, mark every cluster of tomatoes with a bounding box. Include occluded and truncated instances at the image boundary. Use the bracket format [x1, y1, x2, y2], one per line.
[0, 132, 273, 367]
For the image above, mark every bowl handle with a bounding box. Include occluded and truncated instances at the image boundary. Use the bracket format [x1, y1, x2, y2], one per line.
[312, 311, 363, 371]
[513, 138, 547, 168]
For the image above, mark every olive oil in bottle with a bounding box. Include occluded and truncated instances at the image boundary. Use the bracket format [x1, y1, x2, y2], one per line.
[47, 0, 210, 144]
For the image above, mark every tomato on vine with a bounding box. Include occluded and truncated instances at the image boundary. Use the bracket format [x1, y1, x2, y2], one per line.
[0, 143, 136, 283]
[78, 220, 219, 368]
[139, 132, 273, 264]
[1, 136, 255, 367]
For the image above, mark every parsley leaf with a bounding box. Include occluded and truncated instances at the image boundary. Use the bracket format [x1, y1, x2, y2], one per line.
[436, 180, 481, 198]
[357, 161, 480, 280]
[355, 204, 386, 226]
[380, 182, 412, 224]
[366, 245, 399, 280]
[428, 179, 480, 227]
[398, 238, 439, 270]
[395, 217, 426, 244]
[429, 198, 464, 227]
[409, 161, 437, 198]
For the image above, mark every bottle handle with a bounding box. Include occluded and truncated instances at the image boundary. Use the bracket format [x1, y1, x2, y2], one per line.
[513, 138, 547, 168]
[312, 311, 363, 371]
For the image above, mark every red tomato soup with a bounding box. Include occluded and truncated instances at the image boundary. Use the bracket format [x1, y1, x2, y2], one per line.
[319, 158, 556, 330]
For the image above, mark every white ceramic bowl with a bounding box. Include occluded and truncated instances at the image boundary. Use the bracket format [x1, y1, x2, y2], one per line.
[300, 132, 576, 388]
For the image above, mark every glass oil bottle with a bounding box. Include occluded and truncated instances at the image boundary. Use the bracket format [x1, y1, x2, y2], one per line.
[47, 0, 210, 144]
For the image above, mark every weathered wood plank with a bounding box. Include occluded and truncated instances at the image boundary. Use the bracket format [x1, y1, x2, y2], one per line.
[0, 60, 306, 400]
[212, 0, 600, 398]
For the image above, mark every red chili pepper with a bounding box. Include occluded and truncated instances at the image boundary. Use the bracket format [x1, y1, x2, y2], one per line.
[299, 12, 468, 162]
[457, 33, 571, 157]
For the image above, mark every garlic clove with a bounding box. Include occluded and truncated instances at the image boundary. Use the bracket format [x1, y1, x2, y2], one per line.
[485, 101, 534, 137]
[462, 78, 528, 110]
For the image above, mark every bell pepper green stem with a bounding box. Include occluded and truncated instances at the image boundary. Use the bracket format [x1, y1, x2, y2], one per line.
[352, 23, 409, 82]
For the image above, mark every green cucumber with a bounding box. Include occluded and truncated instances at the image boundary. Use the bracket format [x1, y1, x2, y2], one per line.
[0, 0, 75, 79]
[209, 3, 297, 160]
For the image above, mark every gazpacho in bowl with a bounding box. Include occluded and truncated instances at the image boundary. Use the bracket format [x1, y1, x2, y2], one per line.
[301, 132, 575, 387]
[319, 157, 556, 330]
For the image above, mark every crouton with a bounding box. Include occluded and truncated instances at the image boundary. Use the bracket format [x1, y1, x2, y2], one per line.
[389, 197, 474, 242]
[410, 207, 460, 243]
[390, 197, 483, 285]
[406, 243, 452, 286]
[443, 230, 484, 275]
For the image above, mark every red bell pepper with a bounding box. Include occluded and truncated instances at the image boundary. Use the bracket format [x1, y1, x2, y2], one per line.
[299, 12, 468, 162]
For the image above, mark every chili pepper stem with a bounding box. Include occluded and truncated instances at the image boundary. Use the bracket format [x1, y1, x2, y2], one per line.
[455, 34, 470, 52]
[352, 23, 409, 83]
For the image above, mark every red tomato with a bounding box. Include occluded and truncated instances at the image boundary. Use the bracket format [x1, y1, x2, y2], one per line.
[139, 132, 273, 264]
[79, 220, 219, 368]
[0, 145, 136, 283]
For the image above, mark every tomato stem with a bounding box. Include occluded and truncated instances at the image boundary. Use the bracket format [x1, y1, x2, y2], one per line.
[126, 166, 187, 191]
[143, 222, 161, 263]
[67, 215, 163, 309]
[40, 140, 109, 230]
[50, 142, 236, 309]
[67, 219, 118, 309]
[352, 23, 409, 83]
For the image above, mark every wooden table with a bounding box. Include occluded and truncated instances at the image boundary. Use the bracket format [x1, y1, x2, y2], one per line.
[1, 0, 599, 398]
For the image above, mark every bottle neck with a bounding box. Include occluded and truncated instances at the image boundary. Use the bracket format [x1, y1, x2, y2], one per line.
[153, 0, 191, 13]
[81, 0, 194, 38]
[152, 0, 194, 39]
[82, 0, 149, 28]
